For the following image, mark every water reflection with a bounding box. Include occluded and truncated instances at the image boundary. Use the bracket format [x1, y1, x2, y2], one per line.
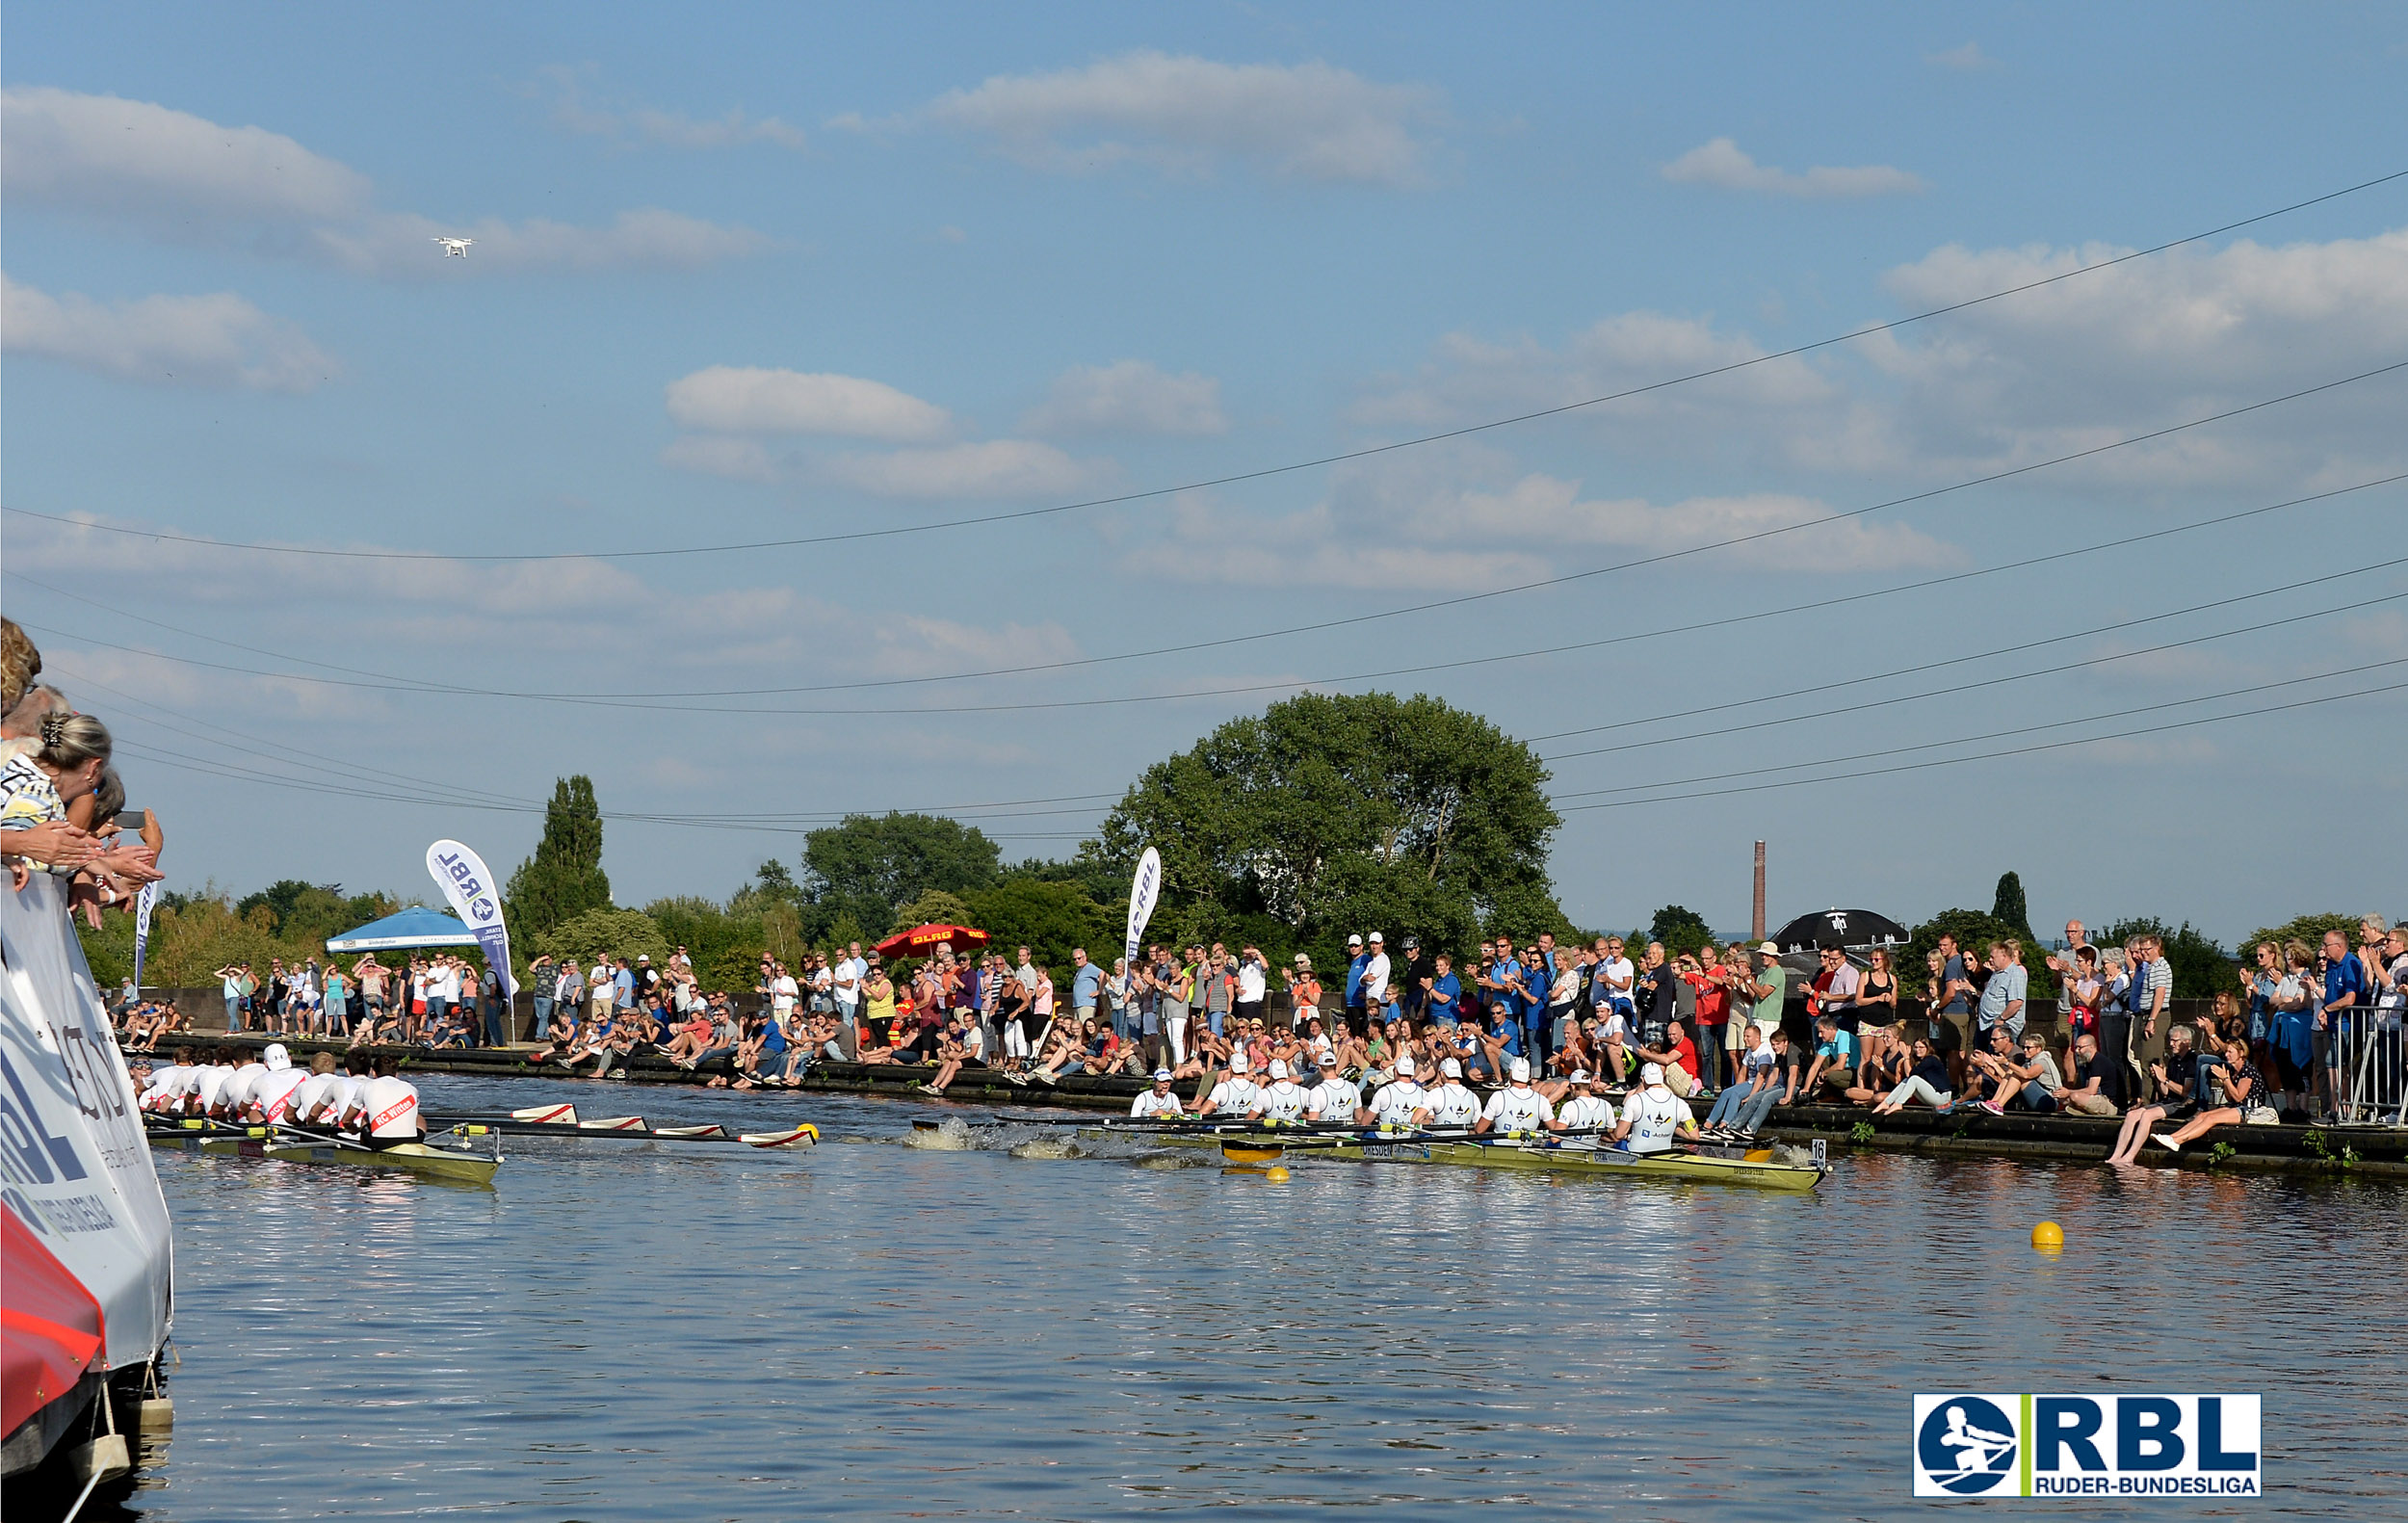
[84, 1074, 2408, 1520]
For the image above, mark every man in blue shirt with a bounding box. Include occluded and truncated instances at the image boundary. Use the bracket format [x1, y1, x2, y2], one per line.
[1425, 954, 1462, 1029]
[1070, 947, 1105, 1028]
[1343, 934, 1370, 1037]
[1520, 951, 1553, 1062]
[2318, 928, 2369, 1118]
[1484, 937, 1525, 1039]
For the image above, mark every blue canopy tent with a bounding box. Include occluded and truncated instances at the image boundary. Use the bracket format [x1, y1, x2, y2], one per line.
[325, 905, 480, 954]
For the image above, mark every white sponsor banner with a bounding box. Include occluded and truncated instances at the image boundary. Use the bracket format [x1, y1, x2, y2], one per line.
[133, 878, 159, 989]
[425, 839, 516, 1000]
[1122, 847, 1162, 974]
[1912, 1393, 2262, 1499]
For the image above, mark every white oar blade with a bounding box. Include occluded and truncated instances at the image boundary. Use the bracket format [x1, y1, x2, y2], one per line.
[511, 1104, 577, 1124]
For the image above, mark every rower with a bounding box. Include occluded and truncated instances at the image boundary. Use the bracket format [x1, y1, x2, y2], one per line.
[1365, 1055, 1427, 1132]
[1196, 1050, 1261, 1118]
[346, 1054, 425, 1149]
[191, 1061, 240, 1120]
[1304, 1061, 1362, 1125]
[1426, 1058, 1481, 1130]
[1130, 1067, 1186, 1119]
[1609, 1061, 1699, 1155]
[287, 1052, 347, 1126]
[1251, 1059, 1309, 1125]
[139, 1048, 196, 1112]
[1549, 1070, 1615, 1136]
[247, 1043, 307, 1124]
[1476, 1057, 1554, 1137]
[216, 1049, 270, 1120]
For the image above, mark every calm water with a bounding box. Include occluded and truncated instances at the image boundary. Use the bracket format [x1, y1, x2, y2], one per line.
[83, 1074, 2408, 1520]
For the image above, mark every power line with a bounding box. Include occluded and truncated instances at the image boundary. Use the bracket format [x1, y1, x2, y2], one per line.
[14, 362, 2404, 720]
[8, 167, 2403, 568]
[1557, 678, 2408, 811]
[1553, 657, 2408, 801]
[1535, 562, 2408, 762]
[14, 471, 2400, 711]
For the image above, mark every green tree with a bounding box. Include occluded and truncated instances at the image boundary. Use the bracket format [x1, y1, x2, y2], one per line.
[1903, 908, 2033, 1002]
[505, 776, 611, 938]
[1991, 872, 2029, 932]
[2101, 916, 2232, 1000]
[893, 888, 978, 932]
[531, 906, 667, 970]
[800, 812, 1002, 938]
[963, 879, 1113, 976]
[1648, 905, 1715, 958]
[2240, 912, 2360, 959]
[1089, 692, 1567, 955]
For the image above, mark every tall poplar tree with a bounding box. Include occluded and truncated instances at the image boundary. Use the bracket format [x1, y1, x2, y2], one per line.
[505, 775, 612, 936]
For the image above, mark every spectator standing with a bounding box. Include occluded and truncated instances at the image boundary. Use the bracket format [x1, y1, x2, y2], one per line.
[1743, 941, 1786, 1056]
[483, 959, 508, 1046]
[528, 955, 556, 1041]
[1283, 954, 1322, 1029]
[1975, 942, 2028, 1047]
[1931, 932, 1976, 1062]
[2317, 927, 2368, 1120]
[1360, 933, 1394, 1025]
[1232, 947, 1267, 1028]
[1069, 947, 1104, 1034]
[1343, 934, 1369, 1036]
[2045, 920, 2093, 1025]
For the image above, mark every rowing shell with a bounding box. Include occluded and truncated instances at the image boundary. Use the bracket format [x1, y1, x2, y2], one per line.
[1125, 1131, 1826, 1191]
[148, 1126, 501, 1186]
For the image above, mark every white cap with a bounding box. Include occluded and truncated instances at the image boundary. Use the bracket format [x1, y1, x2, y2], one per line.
[1348, 932, 1363, 945]
[1269, 1059, 1289, 1079]
[1153, 1068, 1172, 1082]
[1508, 1057, 1531, 1083]
[1568, 1069, 1593, 1086]
[263, 1043, 291, 1072]
[1441, 1057, 1462, 1078]
[1396, 1055, 1416, 1077]
[1229, 1051, 1249, 1073]
[1369, 932, 1384, 943]
[1641, 1062, 1665, 1086]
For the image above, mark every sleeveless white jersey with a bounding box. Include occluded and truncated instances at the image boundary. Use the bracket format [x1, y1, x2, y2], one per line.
[289, 1073, 346, 1124]
[1253, 1080, 1309, 1123]
[1304, 1076, 1361, 1121]
[1426, 1082, 1481, 1128]
[1368, 1080, 1427, 1127]
[357, 1075, 421, 1139]
[1481, 1086, 1553, 1132]
[1203, 1078, 1261, 1116]
[1129, 1090, 1186, 1118]
[251, 1069, 309, 1123]
[1556, 1093, 1614, 1130]
[1619, 1087, 1694, 1154]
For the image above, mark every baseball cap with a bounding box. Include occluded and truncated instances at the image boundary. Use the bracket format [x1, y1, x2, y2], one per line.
[1508, 1057, 1531, 1082]
[263, 1043, 291, 1071]
[1396, 1055, 1417, 1076]
[1348, 933, 1364, 946]
[1441, 1057, 1462, 1078]
[639, 954, 651, 961]
[1229, 1052, 1249, 1073]
[1153, 1068, 1172, 1082]
[1759, 941, 1780, 956]
[1369, 932, 1384, 943]
[1401, 935, 1420, 950]
[1641, 1062, 1665, 1086]
[1567, 1069, 1593, 1086]
[1269, 1059, 1289, 1079]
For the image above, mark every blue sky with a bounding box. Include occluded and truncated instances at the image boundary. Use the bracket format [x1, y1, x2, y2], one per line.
[5, 2, 2403, 944]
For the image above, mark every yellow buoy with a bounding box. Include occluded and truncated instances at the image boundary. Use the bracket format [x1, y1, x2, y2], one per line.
[1265, 1166, 1291, 1183]
[2030, 1221, 2065, 1251]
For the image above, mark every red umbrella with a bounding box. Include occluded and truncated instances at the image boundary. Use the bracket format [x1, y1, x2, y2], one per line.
[875, 923, 991, 958]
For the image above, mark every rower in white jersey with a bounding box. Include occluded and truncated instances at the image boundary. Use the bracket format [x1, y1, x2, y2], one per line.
[1196, 1050, 1262, 1118]
[216, 1055, 269, 1119]
[1549, 1071, 1616, 1138]
[344, 1054, 424, 1149]
[1129, 1068, 1187, 1119]
[1250, 1059, 1310, 1124]
[1476, 1056, 1554, 1136]
[138, 1049, 196, 1112]
[1610, 1062, 1698, 1155]
[1304, 1063, 1363, 1125]
[246, 1044, 308, 1123]
[1366, 1055, 1429, 1131]
[286, 1052, 348, 1125]
[1424, 1058, 1482, 1129]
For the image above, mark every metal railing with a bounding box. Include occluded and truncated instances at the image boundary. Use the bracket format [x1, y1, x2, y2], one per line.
[2330, 1003, 2407, 1127]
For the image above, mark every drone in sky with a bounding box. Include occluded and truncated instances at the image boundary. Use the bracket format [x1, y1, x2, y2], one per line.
[432, 237, 475, 257]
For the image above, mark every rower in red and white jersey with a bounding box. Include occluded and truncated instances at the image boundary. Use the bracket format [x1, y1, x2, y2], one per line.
[246, 1044, 307, 1123]
[344, 1054, 423, 1149]
[138, 1048, 196, 1111]
[215, 1055, 268, 1119]
[191, 1062, 241, 1118]
[284, 1052, 347, 1124]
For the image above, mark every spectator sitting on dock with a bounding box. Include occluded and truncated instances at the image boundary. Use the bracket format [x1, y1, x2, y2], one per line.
[1801, 1013, 1856, 1101]
[2105, 1026, 2202, 1165]
[1842, 1032, 1909, 1107]
[1871, 1037, 1954, 1115]
[1970, 1030, 2064, 1115]
[1700, 1022, 1780, 1139]
[2148, 1040, 2274, 1153]
[2049, 1032, 2120, 1116]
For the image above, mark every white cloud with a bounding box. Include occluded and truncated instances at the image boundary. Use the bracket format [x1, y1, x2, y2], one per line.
[1662, 137, 1924, 198]
[924, 50, 1444, 187]
[1, 86, 369, 222]
[2, 85, 766, 277]
[658, 433, 781, 483]
[1925, 42, 1997, 71]
[1022, 359, 1227, 436]
[664, 366, 953, 441]
[1, 271, 335, 391]
[531, 65, 806, 150]
[823, 440, 1094, 499]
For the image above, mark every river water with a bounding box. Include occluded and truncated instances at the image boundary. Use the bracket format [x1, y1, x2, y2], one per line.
[90, 1074, 2407, 1520]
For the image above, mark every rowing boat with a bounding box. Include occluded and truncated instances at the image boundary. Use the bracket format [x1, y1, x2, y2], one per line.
[146, 1121, 502, 1186]
[1108, 1130, 1827, 1191]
